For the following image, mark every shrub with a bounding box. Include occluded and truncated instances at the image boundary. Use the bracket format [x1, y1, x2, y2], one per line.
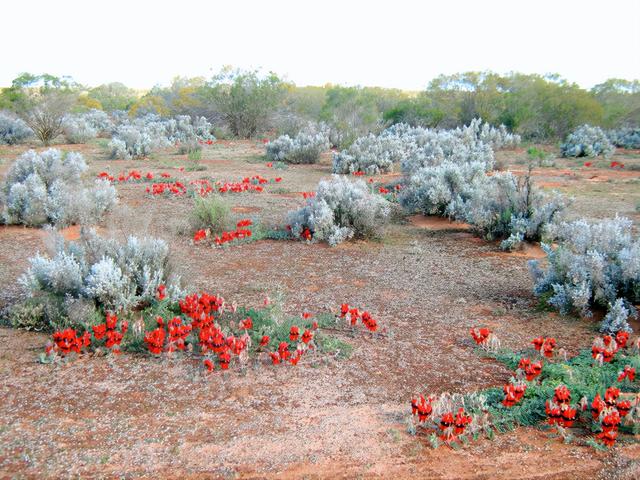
[399, 161, 487, 218]
[287, 176, 390, 246]
[62, 115, 98, 144]
[600, 298, 635, 334]
[561, 125, 615, 158]
[109, 123, 170, 159]
[462, 172, 567, 250]
[186, 196, 232, 236]
[607, 127, 640, 150]
[21, 228, 182, 314]
[0, 149, 117, 226]
[332, 133, 405, 174]
[529, 217, 640, 318]
[0, 111, 33, 144]
[266, 125, 330, 164]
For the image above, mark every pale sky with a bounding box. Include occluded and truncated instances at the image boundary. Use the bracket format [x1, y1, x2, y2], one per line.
[1, 0, 638, 91]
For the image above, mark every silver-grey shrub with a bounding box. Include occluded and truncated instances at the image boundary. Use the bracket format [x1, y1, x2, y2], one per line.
[62, 115, 98, 144]
[560, 125, 615, 158]
[529, 216, 640, 318]
[0, 111, 33, 145]
[266, 124, 330, 164]
[462, 173, 567, 250]
[21, 229, 182, 313]
[287, 175, 390, 246]
[607, 127, 640, 150]
[1, 149, 116, 226]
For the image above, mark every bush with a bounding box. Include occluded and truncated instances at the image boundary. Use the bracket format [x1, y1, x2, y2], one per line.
[0, 149, 117, 226]
[0, 111, 33, 144]
[62, 115, 98, 144]
[266, 124, 330, 164]
[186, 196, 231, 236]
[331, 119, 510, 176]
[462, 172, 567, 250]
[600, 298, 635, 334]
[0, 149, 116, 226]
[20, 228, 182, 314]
[529, 217, 640, 318]
[560, 125, 615, 158]
[399, 161, 488, 218]
[287, 176, 390, 246]
[607, 127, 640, 149]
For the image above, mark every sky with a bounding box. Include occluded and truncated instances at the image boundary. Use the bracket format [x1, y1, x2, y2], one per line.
[1, 0, 638, 91]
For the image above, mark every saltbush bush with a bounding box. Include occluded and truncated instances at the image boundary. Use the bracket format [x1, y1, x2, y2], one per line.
[287, 176, 390, 246]
[0, 111, 33, 145]
[1, 149, 117, 226]
[560, 125, 615, 158]
[529, 216, 640, 319]
[607, 127, 640, 150]
[266, 124, 330, 164]
[21, 228, 182, 314]
[332, 119, 515, 176]
[462, 173, 567, 250]
[62, 115, 98, 144]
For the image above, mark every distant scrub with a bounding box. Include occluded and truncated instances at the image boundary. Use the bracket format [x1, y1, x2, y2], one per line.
[0, 149, 117, 227]
[0, 111, 33, 145]
[560, 125, 615, 158]
[529, 217, 640, 325]
[287, 176, 390, 246]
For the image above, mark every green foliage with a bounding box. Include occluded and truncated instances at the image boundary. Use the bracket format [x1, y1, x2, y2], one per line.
[87, 82, 138, 111]
[186, 195, 231, 236]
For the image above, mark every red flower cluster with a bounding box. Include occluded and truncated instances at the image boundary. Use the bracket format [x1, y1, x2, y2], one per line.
[92, 312, 127, 352]
[266, 162, 273, 167]
[545, 385, 577, 428]
[583, 162, 593, 167]
[411, 394, 433, 422]
[439, 408, 472, 441]
[610, 161, 625, 169]
[157, 284, 166, 300]
[592, 387, 631, 446]
[214, 219, 253, 246]
[532, 337, 556, 358]
[592, 332, 628, 363]
[50, 328, 90, 356]
[470, 327, 491, 345]
[179, 292, 225, 327]
[193, 229, 207, 242]
[189, 179, 214, 197]
[352, 171, 365, 176]
[302, 192, 316, 199]
[502, 383, 527, 407]
[339, 304, 378, 332]
[167, 316, 192, 352]
[196, 139, 214, 145]
[517, 357, 543, 381]
[146, 181, 187, 196]
[618, 365, 636, 382]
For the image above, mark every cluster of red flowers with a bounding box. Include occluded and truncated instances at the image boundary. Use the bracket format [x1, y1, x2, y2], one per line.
[583, 161, 593, 167]
[196, 139, 215, 146]
[610, 161, 625, 169]
[193, 229, 207, 242]
[592, 331, 629, 363]
[532, 337, 556, 358]
[351, 171, 365, 176]
[146, 181, 187, 196]
[302, 192, 316, 199]
[517, 357, 543, 381]
[268, 321, 317, 366]
[545, 385, 578, 428]
[92, 313, 127, 352]
[439, 408, 473, 442]
[189, 179, 214, 197]
[214, 219, 253, 246]
[144, 315, 193, 354]
[179, 292, 226, 326]
[411, 395, 433, 422]
[98, 170, 172, 183]
[217, 175, 281, 194]
[592, 387, 632, 446]
[502, 383, 527, 407]
[618, 365, 635, 382]
[339, 304, 378, 332]
[470, 327, 491, 345]
[49, 328, 90, 356]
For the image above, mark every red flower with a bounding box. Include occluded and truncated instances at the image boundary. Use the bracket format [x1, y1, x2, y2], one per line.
[340, 304, 350, 317]
[144, 327, 166, 355]
[615, 331, 629, 349]
[260, 335, 270, 347]
[302, 329, 313, 344]
[106, 313, 118, 330]
[204, 358, 214, 372]
[584, 161, 592, 167]
[591, 394, 605, 420]
[92, 324, 107, 340]
[618, 365, 635, 382]
[302, 312, 312, 319]
[302, 228, 312, 241]
[157, 284, 166, 301]
[193, 229, 207, 242]
[617, 400, 632, 417]
[604, 386, 620, 406]
[269, 352, 280, 364]
[312, 321, 319, 330]
[240, 317, 253, 330]
[266, 162, 273, 167]
[471, 327, 491, 345]
[218, 350, 231, 370]
[289, 326, 300, 342]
